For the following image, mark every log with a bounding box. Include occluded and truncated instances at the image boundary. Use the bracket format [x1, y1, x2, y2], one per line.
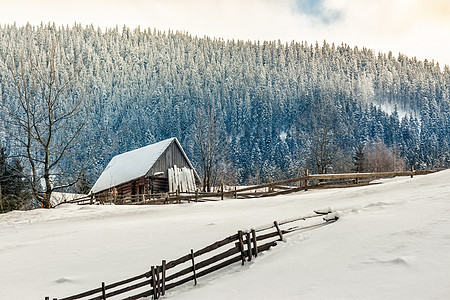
[251, 229, 258, 257]
[162, 253, 240, 294]
[195, 255, 242, 279]
[271, 185, 292, 190]
[194, 233, 239, 257]
[238, 230, 246, 265]
[281, 221, 329, 234]
[246, 232, 252, 261]
[305, 169, 309, 191]
[256, 230, 279, 242]
[102, 279, 152, 298]
[101, 282, 106, 300]
[151, 266, 157, 299]
[156, 265, 161, 298]
[274, 221, 284, 241]
[262, 186, 304, 197]
[164, 263, 194, 282]
[165, 253, 192, 270]
[308, 171, 415, 180]
[194, 247, 240, 272]
[121, 289, 152, 300]
[254, 222, 275, 232]
[277, 213, 322, 226]
[257, 240, 278, 253]
[164, 274, 195, 291]
[104, 273, 147, 290]
[161, 260, 166, 296]
[58, 286, 103, 300]
[190, 249, 197, 286]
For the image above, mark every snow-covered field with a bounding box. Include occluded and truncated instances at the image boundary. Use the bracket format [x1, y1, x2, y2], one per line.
[1, 170, 449, 299]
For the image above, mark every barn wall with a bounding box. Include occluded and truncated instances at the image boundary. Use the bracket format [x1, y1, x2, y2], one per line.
[94, 176, 150, 198]
[147, 141, 192, 178]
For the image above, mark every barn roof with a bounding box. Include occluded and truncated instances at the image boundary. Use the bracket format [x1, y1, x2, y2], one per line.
[91, 137, 195, 194]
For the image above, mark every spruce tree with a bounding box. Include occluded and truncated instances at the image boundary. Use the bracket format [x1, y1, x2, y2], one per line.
[0, 146, 28, 213]
[352, 144, 365, 173]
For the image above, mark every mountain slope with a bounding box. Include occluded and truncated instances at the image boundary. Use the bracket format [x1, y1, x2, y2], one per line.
[0, 24, 449, 184]
[0, 170, 449, 299]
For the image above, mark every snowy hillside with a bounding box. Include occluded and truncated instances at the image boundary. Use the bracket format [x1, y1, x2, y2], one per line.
[2, 25, 449, 185]
[1, 170, 449, 299]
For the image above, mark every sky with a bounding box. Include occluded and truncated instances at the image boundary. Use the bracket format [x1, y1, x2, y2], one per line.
[1, 0, 449, 66]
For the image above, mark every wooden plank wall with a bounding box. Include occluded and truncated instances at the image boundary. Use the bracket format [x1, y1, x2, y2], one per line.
[147, 141, 193, 179]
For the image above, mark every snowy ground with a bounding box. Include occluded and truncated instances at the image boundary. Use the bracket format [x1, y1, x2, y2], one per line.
[1, 170, 449, 299]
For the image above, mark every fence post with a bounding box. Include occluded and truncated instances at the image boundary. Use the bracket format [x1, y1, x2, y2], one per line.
[238, 230, 246, 265]
[161, 260, 166, 296]
[246, 232, 252, 261]
[195, 190, 198, 202]
[151, 266, 157, 299]
[411, 165, 414, 178]
[90, 194, 93, 205]
[305, 169, 309, 191]
[156, 265, 161, 299]
[221, 183, 224, 200]
[234, 186, 237, 199]
[251, 229, 258, 257]
[274, 221, 284, 241]
[190, 249, 197, 286]
[101, 282, 106, 300]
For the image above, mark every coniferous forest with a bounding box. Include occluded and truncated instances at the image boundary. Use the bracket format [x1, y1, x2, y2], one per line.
[0, 24, 449, 190]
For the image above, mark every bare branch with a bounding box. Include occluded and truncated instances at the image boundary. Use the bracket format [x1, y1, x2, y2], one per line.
[1, 43, 91, 207]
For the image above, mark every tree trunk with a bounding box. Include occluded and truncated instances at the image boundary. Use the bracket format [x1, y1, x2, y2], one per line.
[0, 185, 3, 213]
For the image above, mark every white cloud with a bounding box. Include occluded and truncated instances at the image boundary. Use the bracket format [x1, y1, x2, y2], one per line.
[319, 0, 450, 65]
[0, 0, 449, 65]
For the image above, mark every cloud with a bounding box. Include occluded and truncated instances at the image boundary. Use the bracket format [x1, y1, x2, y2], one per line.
[293, 0, 342, 24]
[319, 0, 450, 65]
[0, 0, 449, 65]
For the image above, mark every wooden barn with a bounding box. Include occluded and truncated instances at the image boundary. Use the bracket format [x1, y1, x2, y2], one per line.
[91, 138, 200, 201]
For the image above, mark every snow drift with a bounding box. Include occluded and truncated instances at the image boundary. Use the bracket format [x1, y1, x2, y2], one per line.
[0, 170, 449, 299]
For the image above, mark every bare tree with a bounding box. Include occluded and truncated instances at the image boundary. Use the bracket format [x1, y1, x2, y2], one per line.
[304, 92, 337, 174]
[363, 141, 405, 172]
[1, 44, 90, 208]
[193, 107, 226, 192]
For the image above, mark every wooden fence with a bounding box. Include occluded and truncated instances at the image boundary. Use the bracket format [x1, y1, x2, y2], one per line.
[45, 209, 339, 300]
[57, 169, 436, 207]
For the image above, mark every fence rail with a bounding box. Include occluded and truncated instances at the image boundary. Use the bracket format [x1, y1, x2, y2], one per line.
[45, 209, 339, 300]
[57, 169, 436, 207]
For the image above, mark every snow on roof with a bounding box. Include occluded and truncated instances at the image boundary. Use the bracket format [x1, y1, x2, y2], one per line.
[91, 138, 176, 194]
